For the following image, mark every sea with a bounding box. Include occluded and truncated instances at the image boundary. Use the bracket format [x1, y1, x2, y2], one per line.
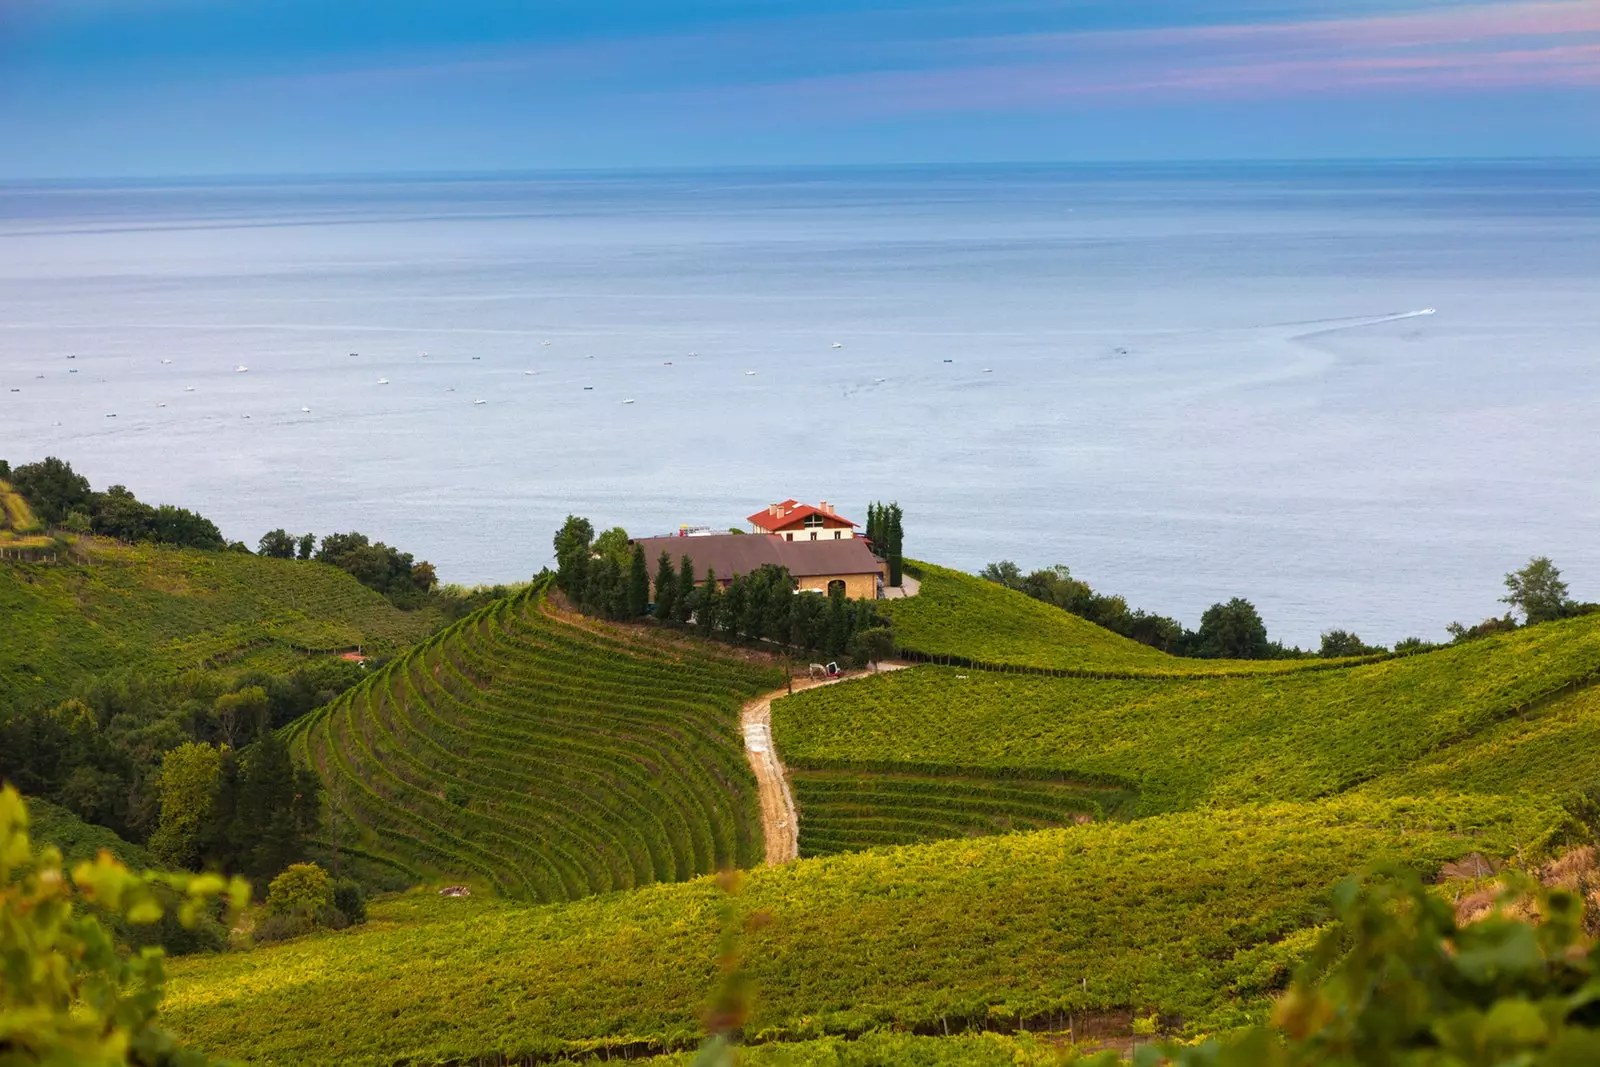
[1, 162, 1596, 648]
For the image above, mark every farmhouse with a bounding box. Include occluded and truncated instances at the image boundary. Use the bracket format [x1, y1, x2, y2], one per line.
[632, 532, 885, 600]
[748, 500, 858, 541]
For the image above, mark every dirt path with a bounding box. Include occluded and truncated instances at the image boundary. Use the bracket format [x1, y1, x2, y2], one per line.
[742, 662, 911, 866]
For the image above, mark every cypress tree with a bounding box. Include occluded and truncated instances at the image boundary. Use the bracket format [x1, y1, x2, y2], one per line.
[765, 570, 794, 646]
[697, 569, 720, 635]
[653, 552, 677, 621]
[627, 544, 650, 618]
[887, 503, 904, 587]
[826, 582, 849, 658]
[674, 556, 696, 624]
[723, 575, 748, 639]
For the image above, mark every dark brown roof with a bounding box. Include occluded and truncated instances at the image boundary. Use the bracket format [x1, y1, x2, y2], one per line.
[632, 534, 883, 582]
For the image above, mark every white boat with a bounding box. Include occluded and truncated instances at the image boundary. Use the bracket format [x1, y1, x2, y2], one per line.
[420, 351, 428, 358]
[235, 365, 248, 373]
[242, 414, 251, 419]
[874, 377, 886, 384]
[300, 406, 311, 413]
[541, 340, 552, 347]
[983, 367, 993, 373]
[525, 370, 537, 375]
[161, 358, 172, 365]
[377, 378, 389, 385]
[831, 342, 843, 349]
[622, 398, 635, 405]
[744, 370, 757, 376]
[103, 412, 115, 417]
[584, 354, 594, 359]
[157, 402, 166, 407]
[185, 386, 195, 392]
[445, 387, 456, 392]
[473, 399, 486, 405]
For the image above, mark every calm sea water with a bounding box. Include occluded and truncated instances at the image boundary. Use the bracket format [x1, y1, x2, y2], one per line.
[1, 163, 1596, 647]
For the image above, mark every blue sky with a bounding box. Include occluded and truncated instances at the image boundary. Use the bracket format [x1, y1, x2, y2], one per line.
[1, 0, 1595, 176]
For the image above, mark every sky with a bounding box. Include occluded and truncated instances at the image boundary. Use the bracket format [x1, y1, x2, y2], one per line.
[0, 0, 1596, 176]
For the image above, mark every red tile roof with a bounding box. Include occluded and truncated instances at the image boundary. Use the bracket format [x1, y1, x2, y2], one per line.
[747, 501, 859, 533]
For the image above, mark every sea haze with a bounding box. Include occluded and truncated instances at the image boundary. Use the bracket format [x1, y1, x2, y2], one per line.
[1, 162, 1596, 647]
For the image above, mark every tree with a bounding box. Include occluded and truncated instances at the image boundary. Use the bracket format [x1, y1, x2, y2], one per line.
[852, 626, 895, 670]
[90, 485, 156, 542]
[0, 786, 248, 1067]
[627, 544, 650, 618]
[553, 515, 595, 600]
[674, 555, 696, 624]
[1188, 597, 1270, 659]
[296, 532, 316, 560]
[1503, 556, 1573, 625]
[148, 742, 223, 871]
[9, 456, 91, 525]
[233, 732, 302, 886]
[826, 582, 850, 657]
[722, 575, 749, 639]
[592, 526, 631, 567]
[979, 560, 1025, 589]
[696, 570, 720, 635]
[1320, 630, 1385, 658]
[654, 552, 678, 621]
[211, 686, 267, 749]
[258, 529, 296, 558]
[265, 862, 330, 919]
[885, 503, 904, 587]
[410, 560, 437, 592]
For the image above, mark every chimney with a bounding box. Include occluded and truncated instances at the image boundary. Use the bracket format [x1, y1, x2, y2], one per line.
[769, 503, 778, 517]
[820, 500, 830, 515]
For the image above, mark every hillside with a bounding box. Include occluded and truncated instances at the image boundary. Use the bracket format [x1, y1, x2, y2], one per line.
[290, 584, 782, 901]
[25, 795, 152, 869]
[772, 612, 1600, 851]
[162, 793, 1560, 1066]
[0, 538, 442, 712]
[880, 563, 1364, 676]
[0, 477, 51, 553]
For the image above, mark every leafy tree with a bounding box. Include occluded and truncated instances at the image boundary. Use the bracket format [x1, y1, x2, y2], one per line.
[91, 485, 157, 542]
[258, 528, 297, 559]
[1188, 597, 1271, 659]
[295, 531, 316, 560]
[410, 560, 437, 592]
[851, 626, 896, 670]
[653, 552, 677, 621]
[9, 456, 91, 525]
[885, 502, 904, 587]
[0, 458, 9, 478]
[1448, 615, 1520, 643]
[210, 686, 267, 749]
[232, 732, 303, 887]
[0, 785, 248, 1067]
[826, 581, 850, 657]
[627, 544, 650, 618]
[315, 531, 433, 605]
[674, 555, 696, 624]
[1319, 630, 1386, 658]
[1503, 555, 1574, 625]
[722, 574, 749, 639]
[148, 742, 223, 870]
[265, 861, 331, 919]
[979, 560, 1025, 588]
[592, 526, 631, 567]
[553, 515, 595, 600]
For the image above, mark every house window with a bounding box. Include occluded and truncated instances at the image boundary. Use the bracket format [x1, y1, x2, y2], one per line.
[833, 530, 841, 539]
[804, 515, 824, 529]
[786, 532, 793, 541]
[810, 531, 817, 540]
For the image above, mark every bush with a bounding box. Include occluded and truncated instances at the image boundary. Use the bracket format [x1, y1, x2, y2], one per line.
[253, 911, 315, 943]
[330, 878, 367, 926]
[265, 862, 331, 918]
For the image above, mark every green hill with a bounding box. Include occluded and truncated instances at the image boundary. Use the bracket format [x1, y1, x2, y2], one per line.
[0, 477, 51, 553]
[290, 584, 782, 901]
[162, 793, 1559, 1066]
[25, 795, 152, 869]
[772, 613, 1600, 852]
[0, 538, 442, 712]
[881, 563, 1363, 676]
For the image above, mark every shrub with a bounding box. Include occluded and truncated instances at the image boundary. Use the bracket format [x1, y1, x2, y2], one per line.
[253, 911, 315, 943]
[266, 862, 331, 918]
[330, 878, 367, 926]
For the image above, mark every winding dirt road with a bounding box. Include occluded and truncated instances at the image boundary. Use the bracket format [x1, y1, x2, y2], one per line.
[741, 664, 909, 865]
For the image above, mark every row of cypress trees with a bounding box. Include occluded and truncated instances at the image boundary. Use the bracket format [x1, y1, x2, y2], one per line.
[865, 501, 905, 586]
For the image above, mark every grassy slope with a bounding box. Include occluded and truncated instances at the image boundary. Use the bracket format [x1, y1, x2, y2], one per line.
[0, 478, 49, 547]
[0, 539, 441, 712]
[162, 794, 1560, 1066]
[773, 614, 1600, 821]
[291, 586, 782, 901]
[25, 795, 152, 869]
[881, 563, 1360, 676]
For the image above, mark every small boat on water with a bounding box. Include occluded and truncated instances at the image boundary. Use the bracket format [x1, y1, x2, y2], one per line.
[541, 340, 552, 347]
[445, 387, 456, 392]
[235, 365, 249, 373]
[831, 342, 843, 349]
[185, 386, 195, 392]
[103, 412, 115, 418]
[622, 398, 635, 405]
[583, 386, 593, 391]
[524, 370, 537, 375]
[8, 388, 18, 393]
[67, 355, 75, 359]
[301, 406, 311, 413]
[158, 402, 166, 407]
[584, 354, 594, 359]
[942, 359, 953, 363]
[744, 370, 757, 376]
[161, 358, 172, 364]
[473, 399, 486, 405]
[69, 369, 79, 374]
[873, 377, 886, 384]
[663, 361, 673, 366]
[377, 378, 389, 385]
[983, 367, 993, 373]
[242, 414, 251, 419]
[471, 356, 481, 361]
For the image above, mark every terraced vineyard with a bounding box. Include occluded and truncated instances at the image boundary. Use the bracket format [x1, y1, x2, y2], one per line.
[0, 539, 442, 711]
[880, 563, 1368, 676]
[791, 770, 1136, 857]
[163, 793, 1562, 1066]
[771, 612, 1600, 847]
[289, 584, 782, 900]
[0, 478, 51, 553]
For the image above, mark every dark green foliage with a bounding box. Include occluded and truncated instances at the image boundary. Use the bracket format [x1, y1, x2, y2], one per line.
[9, 456, 91, 525]
[296, 532, 316, 560]
[1320, 629, 1387, 658]
[697, 570, 720, 635]
[258, 529, 297, 559]
[628, 544, 650, 618]
[330, 877, 368, 925]
[674, 556, 696, 625]
[1504, 555, 1577, 625]
[1449, 615, 1520, 643]
[1189, 597, 1271, 659]
[653, 551, 677, 621]
[826, 581, 849, 657]
[314, 531, 436, 608]
[981, 560, 1189, 654]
